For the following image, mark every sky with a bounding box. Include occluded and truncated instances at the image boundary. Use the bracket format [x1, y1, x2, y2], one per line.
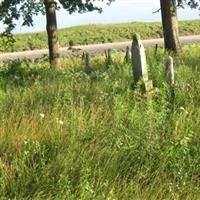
[0, 0, 199, 33]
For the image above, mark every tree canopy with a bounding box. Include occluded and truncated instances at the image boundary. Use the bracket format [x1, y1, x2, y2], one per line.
[0, 0, 199, 34]
[177, 0, 200, 8]
[0, 0, 114, 33]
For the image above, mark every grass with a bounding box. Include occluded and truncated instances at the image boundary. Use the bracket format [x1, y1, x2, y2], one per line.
[0, 45, 200, 199]
[0, 20, 200, 52]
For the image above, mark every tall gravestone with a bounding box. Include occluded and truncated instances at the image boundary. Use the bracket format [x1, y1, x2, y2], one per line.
[131, 34, 153, 92]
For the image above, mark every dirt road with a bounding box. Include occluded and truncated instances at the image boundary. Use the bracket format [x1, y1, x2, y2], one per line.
[0, 35, 200, 62]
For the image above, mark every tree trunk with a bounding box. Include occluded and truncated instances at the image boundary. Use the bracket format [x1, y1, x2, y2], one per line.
[44, 0, 60, 68]
[160, 0, 181, 53]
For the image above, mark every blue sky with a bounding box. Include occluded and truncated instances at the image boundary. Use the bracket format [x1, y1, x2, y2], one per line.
[1, 0, 199, 33]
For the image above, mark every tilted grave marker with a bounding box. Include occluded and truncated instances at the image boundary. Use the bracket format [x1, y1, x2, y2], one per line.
[83, 52, 97, 79]
[124, 46, 130, 63]
[105, 49, 113, 65]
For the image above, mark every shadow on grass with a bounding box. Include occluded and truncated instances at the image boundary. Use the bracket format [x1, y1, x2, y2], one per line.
[0, 59, 62, 89]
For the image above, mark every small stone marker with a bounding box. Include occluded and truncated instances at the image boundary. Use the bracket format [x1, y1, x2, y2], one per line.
[131, 34, 153, 92]
[124, 46, 130, 63]
[154, 44, 158, 57]
[144, 80, 154, 92]
[83, 52, 97, 79]
[34, 58, 40, 64]
[105, 49, 113, 65]
[164, 56, 175, 101]
[164, 56, 174, 85]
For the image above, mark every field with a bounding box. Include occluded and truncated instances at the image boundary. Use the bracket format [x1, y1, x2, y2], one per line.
[0, 44, 200, 199]
[1, 20, 200, 52]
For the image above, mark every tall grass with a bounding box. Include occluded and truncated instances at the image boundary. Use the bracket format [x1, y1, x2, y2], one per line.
[0, 45, 200, 199]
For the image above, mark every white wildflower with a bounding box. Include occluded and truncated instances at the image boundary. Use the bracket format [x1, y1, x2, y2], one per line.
[39, 113, 45, 118]
[59, 120, 64, 125]
[56, 118, 64, 126]
[178, 107, 189, 115]
[179, 107, 185, 111]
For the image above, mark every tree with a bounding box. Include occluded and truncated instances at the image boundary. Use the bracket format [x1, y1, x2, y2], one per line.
[160, 0, 181, 53]
[160, 0, 199, 53]
[0, 0, 114, 68]
[44, 0, 59, 67]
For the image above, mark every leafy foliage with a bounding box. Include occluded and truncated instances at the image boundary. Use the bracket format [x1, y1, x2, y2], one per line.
[177, 0, 200, 9]
[59, 0, 114, 14]
[0, 0, 198, 36]
[0, 0, 43, 32]
[0, 0, 114, 33]
[0, 0, 114, 52]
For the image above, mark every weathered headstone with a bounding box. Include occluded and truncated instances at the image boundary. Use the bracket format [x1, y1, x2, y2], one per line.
[34, 58, 40, 64]
[164, 56, 174, 85]
[131, 34, 153, 92]
[164, 56, 175, 101]
[124, 46, 130, 63]
[105, 49, 113, 65]
[154, 44, 158, 57]
[83, 53, 97, 79]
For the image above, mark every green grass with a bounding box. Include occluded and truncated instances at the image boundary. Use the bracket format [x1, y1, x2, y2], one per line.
[1, 20, 200, 52]
[0, 45, 200, 199]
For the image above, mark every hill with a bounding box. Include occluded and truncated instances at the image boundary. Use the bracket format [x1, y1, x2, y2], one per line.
[1, 20, 200, 52]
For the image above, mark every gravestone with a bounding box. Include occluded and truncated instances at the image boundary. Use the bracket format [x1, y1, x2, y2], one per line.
[105, 49, 113, 65]
[164, 56, 174, 85]
[131, 34, 153, 92]
[83, 52, 97, 79]
[124, 46, 130, 63]
[154, 44, 158, 57]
